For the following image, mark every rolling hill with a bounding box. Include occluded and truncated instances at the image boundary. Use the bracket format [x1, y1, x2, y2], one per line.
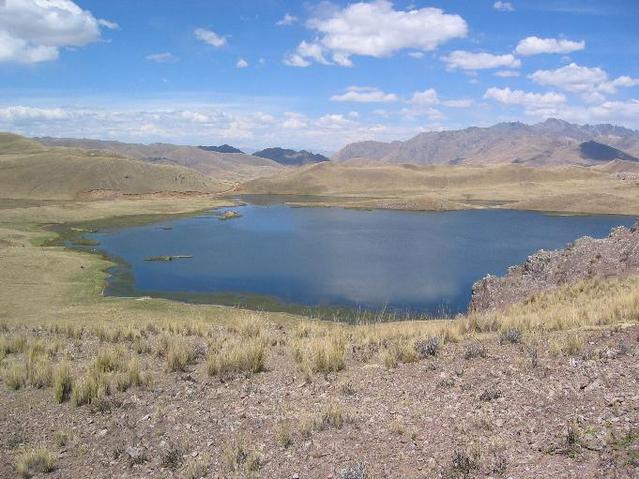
[239, 161, 639, 215]
[35, 137, 284, 182]
[333, 119, 639, 167]
[0, 133, 228, 200]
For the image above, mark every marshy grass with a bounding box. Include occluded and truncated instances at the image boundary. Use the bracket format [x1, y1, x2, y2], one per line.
[206, 337, 266, 378]
[15, 447, 57, 477]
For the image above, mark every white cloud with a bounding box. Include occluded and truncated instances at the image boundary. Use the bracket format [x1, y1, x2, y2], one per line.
[146, 52, 178, 63]
[484, 87, 566, 108]
[194, 28, 226, 47]
[408, 51, 425, 59]
[410, 88, 439, 106]
[276, 13, 298, 26]
[285, 0, 467, 67]
[515, 36, 585, 56]
[0, 105, 69, 121]
[180, 111, 208, 123]
[236, 58, 249, 68]
[331, 86, 399, 103]
[97, 19, 119, 30]
[443, 51, 521, 70]
[530, 63, 639, 100]
[494, 70, 520, 78]
[282, 53, 311, 68]
[0, 0, 114, 63]
[493, 1, 515, 12]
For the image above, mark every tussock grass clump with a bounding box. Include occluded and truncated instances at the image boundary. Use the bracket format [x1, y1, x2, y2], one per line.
[206, 338, 266, 378]
[25, 348, 52, 388]
[16, 447, 57, 477]
[71, 371, 110, 407]
[228, 314, 264, 339]
[222, 437, 261, 477]
[3, 363, 26, 390]
[53, 361, 73, 403]
[115, 359, 144, 392]
[318, 403, 346, 430]
[1, 334, 27, 355]
[380, 341, 418, 369]
[165, 338, 197, 372]
[551, 332, 585, 357]
[293, 335, 346, 374]
[276, 422, 293, 448]
[93, 347, 125, 373]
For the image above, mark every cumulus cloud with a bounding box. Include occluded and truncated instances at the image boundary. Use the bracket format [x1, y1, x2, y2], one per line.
[276, 13, 298, 26]
[515, 36, 585, 56]
[484, 87, 566, 108]
[146, 52, 178, 63]
[0, 0, 115, 63]
[410, 88, 439, 105]
[493, 1, 515, 12]
[194, 28, 226, 47]
[442, 51, 521, 70]
[529, 63, 639, 101]
[331, 86, 399, 103]
[284, 0, 467, 67]
[236, 58, 249, 68]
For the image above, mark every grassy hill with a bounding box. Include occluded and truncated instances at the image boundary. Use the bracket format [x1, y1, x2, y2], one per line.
[239, 161, 639, 215]
[0, 133, 229, 200]
[36, 137, 284, 182]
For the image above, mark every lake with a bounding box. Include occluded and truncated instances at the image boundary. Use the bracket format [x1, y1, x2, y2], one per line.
[88, 203, 636, 318]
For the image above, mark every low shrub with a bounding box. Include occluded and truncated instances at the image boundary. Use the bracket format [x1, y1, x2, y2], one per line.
[500, 328, 522, 344]
[415, 336, 440, 358]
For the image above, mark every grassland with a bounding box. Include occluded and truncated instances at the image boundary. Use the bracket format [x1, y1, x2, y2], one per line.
[0, 133, 229, 200]
[239, 162, 639, 215]
[1, 197, 639, 477]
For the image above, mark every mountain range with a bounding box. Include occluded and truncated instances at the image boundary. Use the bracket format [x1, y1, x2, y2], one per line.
[333, 119, 639, 167]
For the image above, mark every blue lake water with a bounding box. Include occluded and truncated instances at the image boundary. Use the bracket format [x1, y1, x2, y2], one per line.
[90, 204, 636, 316]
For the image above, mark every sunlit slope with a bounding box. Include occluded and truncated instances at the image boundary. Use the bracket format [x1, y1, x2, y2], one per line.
[36, 137, 284, 182]
[239, 161, 639, 215]
[0, 133, 228, 199]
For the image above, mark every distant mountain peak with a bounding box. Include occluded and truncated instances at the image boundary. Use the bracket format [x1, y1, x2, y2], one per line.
[198, 144, 244, 154]
[253, 147, 329, 166]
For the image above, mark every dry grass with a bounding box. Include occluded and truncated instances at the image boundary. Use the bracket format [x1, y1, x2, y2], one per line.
[206, 338, 267, 378]
[15, 447, 57, 477]
[165, 338, 197, 372]
[292, 334, 346, 374]
[71, 370, 111, 407]
[222, 437, 261, 477]
[53, 362, 73, 403]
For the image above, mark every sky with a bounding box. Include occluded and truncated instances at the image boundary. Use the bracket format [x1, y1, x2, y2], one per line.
[0, 0, 638, 153]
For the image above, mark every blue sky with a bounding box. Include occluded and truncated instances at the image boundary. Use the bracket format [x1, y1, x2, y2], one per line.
[0, 0, 638, 152]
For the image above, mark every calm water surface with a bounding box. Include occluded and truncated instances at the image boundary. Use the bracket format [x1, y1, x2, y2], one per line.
[90, 205, 636, 316]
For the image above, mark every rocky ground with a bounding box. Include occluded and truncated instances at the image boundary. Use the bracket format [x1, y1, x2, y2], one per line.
[470, 222, 639, 312]
[1, 322, 638, 479]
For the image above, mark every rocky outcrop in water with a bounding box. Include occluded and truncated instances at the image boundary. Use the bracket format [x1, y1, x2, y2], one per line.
[470, 221, 639, 312]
